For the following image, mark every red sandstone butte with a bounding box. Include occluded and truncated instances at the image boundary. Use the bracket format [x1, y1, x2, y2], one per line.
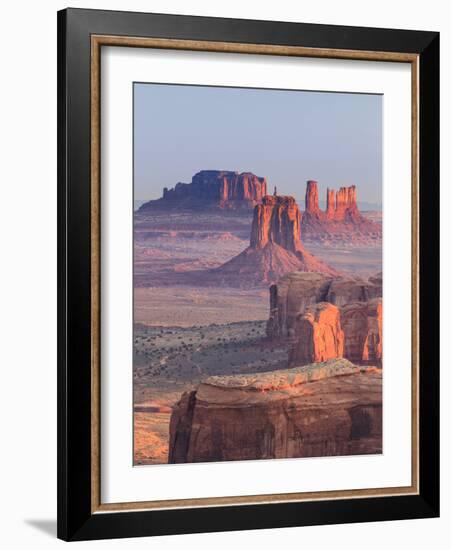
[212, 195, 339, 287]
[139, 170, 267, 211]
[250, 195, 302, 252]
[300, 180, 382, 242]
[289, 302, 344, 366]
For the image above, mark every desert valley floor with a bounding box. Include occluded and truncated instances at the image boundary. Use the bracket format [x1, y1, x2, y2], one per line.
[133, 206, 382, 465]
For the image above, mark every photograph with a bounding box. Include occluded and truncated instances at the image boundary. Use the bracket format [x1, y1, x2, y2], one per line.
[133, 83, 384, 466]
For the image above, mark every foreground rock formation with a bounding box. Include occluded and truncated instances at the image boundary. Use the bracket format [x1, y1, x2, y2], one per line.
[267, 271, 382, 339]
[288, 303, 344, 365]
[168, 359, 382, 463]
[266, 271, 382, 365]
[301, 180, 382, 243]
[289, 297, 382, 366]
[139, 170, 267, 211]
[212, 195, 339, 287]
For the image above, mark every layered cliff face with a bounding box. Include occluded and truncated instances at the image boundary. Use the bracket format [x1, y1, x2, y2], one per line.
[211, 196, 339, 287]
[289, 302, 344, 365]
[305, 180, 321, 214]
[139, 170, 267, 211]
[250, 195, 302, 252]
[289, 298, 382, 366]
[267, 271, 382, 339]
[168, 359, 382, 463]
[301, 180, 381, 242]
[341, 298, 382, 362]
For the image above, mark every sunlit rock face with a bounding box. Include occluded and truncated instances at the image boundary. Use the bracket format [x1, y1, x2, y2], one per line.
[300, 180, 382, 242]
[287, 298, 382, 367]
[168, 360, 382, 464]
[250, 195, 302, 252]
[289, 302, 344, 365]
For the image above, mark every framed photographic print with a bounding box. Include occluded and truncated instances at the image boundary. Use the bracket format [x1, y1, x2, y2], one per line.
[57, 8, 439, 541]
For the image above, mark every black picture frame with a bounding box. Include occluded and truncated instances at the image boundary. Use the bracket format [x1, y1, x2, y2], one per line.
[57, 7, 439, 541]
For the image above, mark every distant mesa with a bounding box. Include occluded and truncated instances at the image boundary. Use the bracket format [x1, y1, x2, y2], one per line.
[210, 195, 339, 287]
[138, 172, 382, 244]
[139, 170, 267, 211]
[301, 180, 382, 241]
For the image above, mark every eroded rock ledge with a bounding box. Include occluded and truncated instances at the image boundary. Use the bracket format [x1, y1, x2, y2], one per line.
[168, 359, 382, 464]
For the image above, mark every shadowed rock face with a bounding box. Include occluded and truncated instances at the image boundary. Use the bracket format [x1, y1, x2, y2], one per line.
[267, 271, 382, 340]
[168, 360, 382, 463]
[326, 274, 382, 308]
[140, 170, 267, 211]
[341, 298, 382, 363]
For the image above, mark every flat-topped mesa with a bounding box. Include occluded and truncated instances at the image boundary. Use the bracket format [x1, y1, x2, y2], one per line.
[141, 170, 267, 211]
[250, 195, 301, 252]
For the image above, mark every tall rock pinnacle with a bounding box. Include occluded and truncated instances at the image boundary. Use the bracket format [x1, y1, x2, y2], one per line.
[305, 180, 320, 214]
[326, 188, 336, 219]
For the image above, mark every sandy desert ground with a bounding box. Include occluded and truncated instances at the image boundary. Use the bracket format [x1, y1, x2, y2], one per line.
[134, 320, 288, 464]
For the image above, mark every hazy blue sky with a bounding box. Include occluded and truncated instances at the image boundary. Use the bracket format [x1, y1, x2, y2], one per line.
[134, 83, 382, 207]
